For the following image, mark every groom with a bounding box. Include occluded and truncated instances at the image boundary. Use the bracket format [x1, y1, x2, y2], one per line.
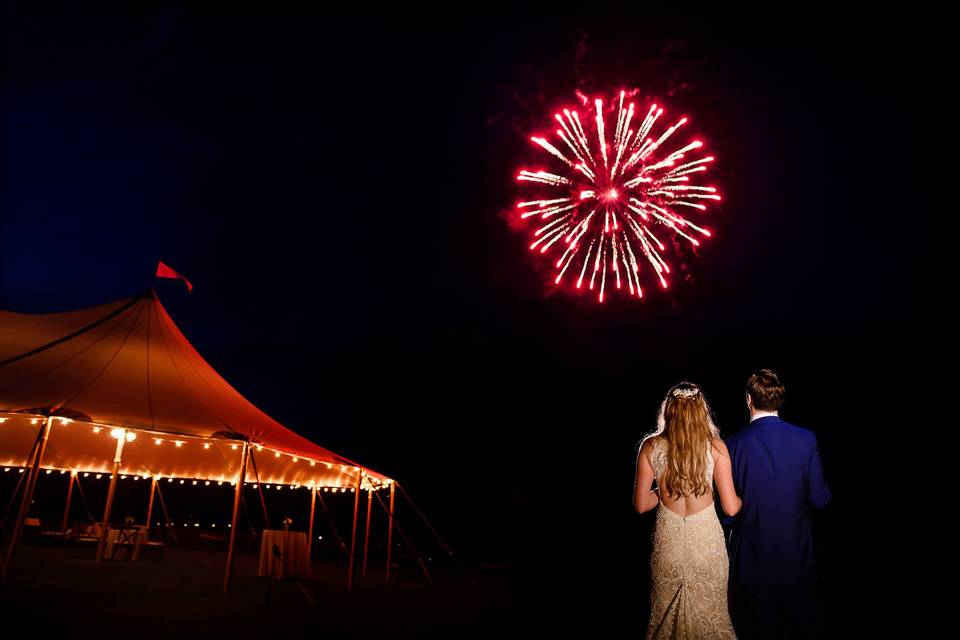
[724, 369, 832, 639]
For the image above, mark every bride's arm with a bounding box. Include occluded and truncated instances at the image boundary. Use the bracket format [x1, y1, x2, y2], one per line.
[634, 440, 660, 514]
[712, 438, 742, 516]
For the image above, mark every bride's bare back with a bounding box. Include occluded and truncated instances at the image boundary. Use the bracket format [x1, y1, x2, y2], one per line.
[635, 436, 740, 517]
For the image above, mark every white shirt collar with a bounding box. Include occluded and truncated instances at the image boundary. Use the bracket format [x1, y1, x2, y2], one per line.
[750, 411, 779, 422]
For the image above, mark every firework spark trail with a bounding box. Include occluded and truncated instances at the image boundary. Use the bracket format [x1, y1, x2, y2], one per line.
[514, 91, 721, 302]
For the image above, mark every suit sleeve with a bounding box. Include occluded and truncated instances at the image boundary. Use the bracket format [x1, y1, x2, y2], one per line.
[806, 436, 831, 509]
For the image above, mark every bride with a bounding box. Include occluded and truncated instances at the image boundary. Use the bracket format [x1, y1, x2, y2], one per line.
[634, 382, 741, 639]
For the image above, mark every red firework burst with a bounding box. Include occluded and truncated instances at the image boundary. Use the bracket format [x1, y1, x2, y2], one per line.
[515, 90, 721, 302]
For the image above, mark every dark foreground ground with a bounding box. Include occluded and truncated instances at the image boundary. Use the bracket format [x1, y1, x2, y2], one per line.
[0, 543, 519, 639]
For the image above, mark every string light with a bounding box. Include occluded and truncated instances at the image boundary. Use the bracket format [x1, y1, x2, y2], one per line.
[203, 443, 211, 450]
[93, 427, 101, 433]
[0, 432, 386, 503]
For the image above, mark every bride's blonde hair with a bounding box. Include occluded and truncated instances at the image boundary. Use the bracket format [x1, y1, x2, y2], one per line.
[639, 381, 720, 498]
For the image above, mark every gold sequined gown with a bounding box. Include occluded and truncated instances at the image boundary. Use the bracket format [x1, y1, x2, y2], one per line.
[646, 438, 737, 639]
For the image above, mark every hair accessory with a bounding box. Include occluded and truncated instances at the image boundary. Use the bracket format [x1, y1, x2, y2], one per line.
[671, 387, 699, 398]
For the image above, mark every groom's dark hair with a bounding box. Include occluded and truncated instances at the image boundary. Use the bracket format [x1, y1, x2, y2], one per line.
[747, 369, 785, 411]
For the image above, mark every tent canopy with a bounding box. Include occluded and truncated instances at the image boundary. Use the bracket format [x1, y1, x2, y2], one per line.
[0, 290, 389, 490]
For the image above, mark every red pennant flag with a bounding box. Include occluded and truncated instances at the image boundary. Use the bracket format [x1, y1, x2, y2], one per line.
[155, 261, 193, 292]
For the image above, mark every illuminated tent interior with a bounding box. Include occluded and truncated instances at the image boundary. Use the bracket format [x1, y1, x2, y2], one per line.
[0, 289, 408, 591]
[0, 290, 391, 491]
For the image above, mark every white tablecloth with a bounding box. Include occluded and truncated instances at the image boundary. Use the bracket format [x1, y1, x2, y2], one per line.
[258, 529, 310, 579]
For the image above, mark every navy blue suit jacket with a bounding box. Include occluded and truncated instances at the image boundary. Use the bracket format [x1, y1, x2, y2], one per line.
[724, 416, 831, 587]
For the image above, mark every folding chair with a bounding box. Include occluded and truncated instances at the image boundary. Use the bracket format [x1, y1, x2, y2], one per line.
[111, 525, 137, 560]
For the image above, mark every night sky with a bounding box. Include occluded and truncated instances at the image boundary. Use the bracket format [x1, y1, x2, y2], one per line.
[2, 5, 935, 633]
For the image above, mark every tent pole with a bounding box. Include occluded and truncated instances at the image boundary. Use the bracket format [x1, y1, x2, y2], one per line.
[1, 416, 52, 587]
[154, 482, 179, 548]
[96, 432, 127, 563]
[386, 481, 395, 583]
[61, 471, 76, 532]
[74, 473, 94, 522]
[371, 484, 434, 587]
[362, 487, 373, 576]
[347, 469, 363, 592]
[1, 462, 29, 531]
[248, 450, 270, 528]
[223, 442, 249, 594]
[396, 481, 470, 580]
[145, 476, 157, 531]
[1, 418, 46, 530]
[307, 485, 317, 563]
